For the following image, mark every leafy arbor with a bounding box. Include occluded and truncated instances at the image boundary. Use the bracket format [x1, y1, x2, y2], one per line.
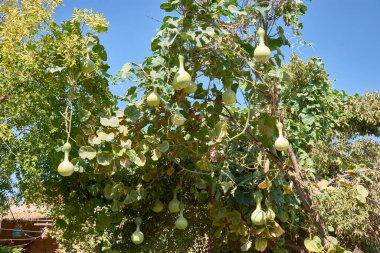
[1, 0, 379, 252]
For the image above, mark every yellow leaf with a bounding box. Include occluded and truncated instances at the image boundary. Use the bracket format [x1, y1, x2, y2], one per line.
[282, 181, 293, 194]
[258, 179, 272, 189]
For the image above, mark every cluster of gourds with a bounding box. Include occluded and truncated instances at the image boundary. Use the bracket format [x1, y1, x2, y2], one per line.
[250, 191, 286, 251]
[143, 27, 281, 128]
[130, 188, 188, 245]
[56, 27, 291, 250]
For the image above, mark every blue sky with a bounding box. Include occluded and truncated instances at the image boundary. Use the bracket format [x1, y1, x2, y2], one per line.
[54, 0, 379, 96]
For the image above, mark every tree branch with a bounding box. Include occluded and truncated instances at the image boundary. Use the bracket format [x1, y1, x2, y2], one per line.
[281, 117, 329, 246]
[0, 93, 9, 104]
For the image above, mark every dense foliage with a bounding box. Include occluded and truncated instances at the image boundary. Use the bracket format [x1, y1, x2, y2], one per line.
[1, 0, 379, 252]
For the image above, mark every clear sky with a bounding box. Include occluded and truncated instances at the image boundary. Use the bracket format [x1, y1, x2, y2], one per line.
[54, 0, 379, 96]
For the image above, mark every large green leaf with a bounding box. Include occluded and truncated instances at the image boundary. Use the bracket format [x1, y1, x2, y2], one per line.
[97, 151, 113, 166]
[79, 146, 97, 160]
[304, 237, 323, 252]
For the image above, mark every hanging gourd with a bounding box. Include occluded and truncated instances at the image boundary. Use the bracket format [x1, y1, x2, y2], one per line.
[266, 206, 276, 221]
[184, 82, 198, 94]
[254, 27, 271, 63]
[175, 203, 188, 230]
[254, 238, 268, 252]
[168, 188, 180, 213]
[222, 78, 236, 105]
[172, 54, 191, 90]
[171, 111, 186, 127]
[131, 217, 144, 245]
[82, 55, 96, 73]
[58, 142, 74, 177]
[147, 88, 161, 107]
[250, 191, 266, 226]
[152, 199, 164, 213]
[274, 122, 290, 151]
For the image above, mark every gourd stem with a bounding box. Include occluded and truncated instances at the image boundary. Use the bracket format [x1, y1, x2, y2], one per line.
[257, 28, 266, 46]
[64, 151, 69, 160]
[178, 55, 185, 70]
[224, 78, 233, 90]
[277, 122, 284, 138]
[259, 33, 265, 45]
[256, 201, 262, 209]
[153, 87, 157, 93]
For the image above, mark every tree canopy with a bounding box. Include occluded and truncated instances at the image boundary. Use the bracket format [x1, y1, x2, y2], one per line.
[1, 0, 379, 252]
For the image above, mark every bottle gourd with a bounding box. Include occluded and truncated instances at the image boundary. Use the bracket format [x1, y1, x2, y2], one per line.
[58, 142, 74, 177]
[172, 55, 191, 90]
[152, 199, 164, 213]
[171, 112, 186, 127]
[175, 203, 188, 230]
[131, 217, 144, 245]
[254, 28, 271, 63]
[274, 122, 290, 151]
[250, 191, 266, 226]
[82, 56, 96, 73]
[147, 88, 161, 107]
[168, 188, 180, 213]
[222, 79, 236, 105]
[266, 207, 276, 221]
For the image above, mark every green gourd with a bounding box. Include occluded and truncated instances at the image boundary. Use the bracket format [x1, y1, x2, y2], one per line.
[266, 207, 276, 221]
[175, 204, 188, 230]
[254, 28, 271, 63]
[82, 56, 96, 73]
[184, 82, 197, 94]
[171, 112, 186, 126]
[251, 191, 266, 226]
[274, 122, 290, 151]
[58, 142, 74, 177]
[147, 88, 161, 107]
[222, 79, 236, 105]
[254, 238, 268, 252]
[131, 217, 144, 245]
[152, 199, 164, 213]
[172, 55, 191, 90]
[168, 189, 180, 213]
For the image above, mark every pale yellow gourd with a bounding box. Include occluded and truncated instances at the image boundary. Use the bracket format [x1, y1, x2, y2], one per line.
[152, 199, 164, 213]
[175, 205, 188, 230]
[251, 191, 266, 226]
[274, 122, 290, 151]
[168, 189, 180, 213]
[147, 88, 161, 107]
[222, 79, 236, 105]
[172, 55, 191, 90]
[171, 112, 186, 127]
[58, 142, 74, 177]
[131, 217, 144, 245]
[254, 28, 271, 63]
[266, 207, 276, 221]
[82, 56, 96, 73]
